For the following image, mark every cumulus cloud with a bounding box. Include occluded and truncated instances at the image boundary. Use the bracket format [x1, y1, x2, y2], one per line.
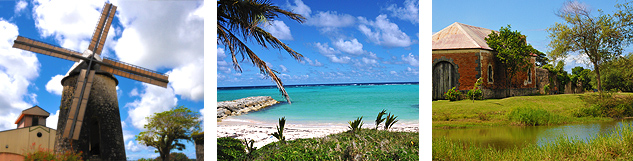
[390, 71, 398, 75]
[285, 0, 311, 17]
[314, 42, 338, 54]
[333, 38, 364, 55]
[0, 20, 40, 131]
[327, 55, 351, 64]
[300, 57, 323, 67]
[126, 84, 178, 129]
[358, 15, 413, 47]
[46, 110, 60, 129]
[406, 67, 419, 75]
[45, 75, 65, 95]
[279, 65, 288, 72]
[262, 20, 293, 40]
[15, 0, 28, 14]
[286, 0, 354, 30]
[401, 53, 419, 67]
[385, 0, 419, 24]
[168, 58, 204, 101]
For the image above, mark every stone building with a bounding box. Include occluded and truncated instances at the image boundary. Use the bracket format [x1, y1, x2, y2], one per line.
[0, 106, 56, 161]
[432, 22, 538, 100]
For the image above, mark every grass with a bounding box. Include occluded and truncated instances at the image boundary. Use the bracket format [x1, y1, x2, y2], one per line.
[433, 122, 633, 160]
[432, 93, 619, 128]
[238, 129, 419, 161]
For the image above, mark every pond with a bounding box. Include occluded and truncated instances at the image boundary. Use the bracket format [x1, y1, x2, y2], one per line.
[432, 118, 633, 150]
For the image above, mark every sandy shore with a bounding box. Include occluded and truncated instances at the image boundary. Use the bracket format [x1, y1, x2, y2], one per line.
[217, 118, 419, 148]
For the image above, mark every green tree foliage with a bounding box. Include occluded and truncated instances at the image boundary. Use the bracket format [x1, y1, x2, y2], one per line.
[548, 1, 633, 92]
[486, 25, 540, 89]
[217, 137, 246, 161]
[136, 106, 201, 161]
[596, 54, 633, 92]
[154, 152, 190, 161]
[217, 0, 306, 103]
[543, 61, 571, 93]
[534, 50, 549, 67]
[570, 66, 593, 91]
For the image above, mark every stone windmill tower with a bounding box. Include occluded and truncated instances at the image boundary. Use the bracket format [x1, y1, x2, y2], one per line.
[12, 3, 169, 160]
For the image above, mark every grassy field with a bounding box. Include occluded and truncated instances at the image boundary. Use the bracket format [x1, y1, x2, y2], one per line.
[433, 122, 633, 160]
[232, 129, 419, 161]
[432, 93, 622, 128]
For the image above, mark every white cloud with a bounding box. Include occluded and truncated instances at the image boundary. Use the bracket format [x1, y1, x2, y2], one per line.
[168, 58, 204, 101]
[199, 107, 205, 130]
[279, 65, 288, 72]
[15, 0, 28, 14]
[286, 0, 311, 18]
[262, 20, 293, 40]
[46, 110, 60, 129]
[385, 0, 419, 24]
[32, 0, 109, 52]
[0, 20, 40, 131]
[406, 67, 419, 75]
[401, 53, 419, 67]
[45, 75, 65, 95]
[326, 55, 351, 64]
[130, 88, 139, 97]
[390, 71, 397, 75]
[126, 140, 149, 152]
[314, 42, 338, 54]
[307, 11, 356, 28]
[333, 38, 364, 55]
[300, 57, 323, 67]
[126, 84, 178, 129]
[358, 15, 413, 47]
[113, 1, 203, 70]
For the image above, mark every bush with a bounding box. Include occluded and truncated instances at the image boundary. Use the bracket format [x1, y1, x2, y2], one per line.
[153, 152, 190, 161]
[467, 89, 483, 101]
[444, 87, 462, 101]
[23, 142, 82, 161]
[507, 107, 554, 126]
[217, 137, 246, 161]
[543, 84, 550, 95]
[577, 93, 633, 118]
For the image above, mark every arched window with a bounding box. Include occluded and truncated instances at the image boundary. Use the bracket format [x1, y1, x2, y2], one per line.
[488, 64, 494, 83]
[527, 68, 532, 83]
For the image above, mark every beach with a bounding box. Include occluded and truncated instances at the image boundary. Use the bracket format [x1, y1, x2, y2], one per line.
[217, 118, 419, 148]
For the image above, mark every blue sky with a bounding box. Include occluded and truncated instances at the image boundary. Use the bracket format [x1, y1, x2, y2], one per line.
[217, 0, 420, 87]
[0, 0, 204, 159]
[433, 0, 629, 73]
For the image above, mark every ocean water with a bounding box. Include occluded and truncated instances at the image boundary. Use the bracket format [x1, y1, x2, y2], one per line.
[217, 83, 419, 125]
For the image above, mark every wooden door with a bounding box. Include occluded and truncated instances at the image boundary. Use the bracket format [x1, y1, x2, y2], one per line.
[433, 61, 456, 100]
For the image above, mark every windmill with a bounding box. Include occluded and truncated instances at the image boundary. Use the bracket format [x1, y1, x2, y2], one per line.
[11, 3, 168, 160]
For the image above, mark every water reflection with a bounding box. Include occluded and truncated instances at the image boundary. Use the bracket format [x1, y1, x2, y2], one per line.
[433, 118, 633, 150]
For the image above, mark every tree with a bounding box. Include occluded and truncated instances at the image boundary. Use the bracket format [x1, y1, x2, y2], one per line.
[218, 0, 306, 104]
[486, 25, 539, 90]
[548, 1, 633, 92]
[597, 53, 633, 92]
[570, 66, 593, 91]
[136, 106, 201, 161]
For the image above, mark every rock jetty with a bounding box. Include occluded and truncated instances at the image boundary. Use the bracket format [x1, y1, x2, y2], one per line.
[217, 96, 279, 120]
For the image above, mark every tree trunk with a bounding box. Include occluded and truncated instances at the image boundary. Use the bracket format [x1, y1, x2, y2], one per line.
[593, 61, 602, 92]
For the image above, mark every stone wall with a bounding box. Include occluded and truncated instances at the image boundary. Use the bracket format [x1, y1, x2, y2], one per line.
[217, 96, 279, 120]
[536, 67, 549, 94]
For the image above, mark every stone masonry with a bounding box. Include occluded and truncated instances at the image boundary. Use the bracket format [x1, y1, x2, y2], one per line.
[217, 96, 279, 120]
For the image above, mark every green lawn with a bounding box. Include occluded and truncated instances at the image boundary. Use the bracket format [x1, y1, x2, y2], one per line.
[432, 93, 619, 128]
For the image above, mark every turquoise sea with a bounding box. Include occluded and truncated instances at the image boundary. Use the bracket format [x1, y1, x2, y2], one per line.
[217, 83, 419, 125]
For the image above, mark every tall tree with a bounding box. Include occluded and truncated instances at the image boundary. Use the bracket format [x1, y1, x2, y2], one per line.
[548, 1, 633, 92]
[136, 106, 201, 161]
[218, 0, 306, 103]
[486, 25, 538, 90]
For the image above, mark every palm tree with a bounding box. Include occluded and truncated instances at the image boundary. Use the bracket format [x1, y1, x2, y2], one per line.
[218, 0, 306, 104]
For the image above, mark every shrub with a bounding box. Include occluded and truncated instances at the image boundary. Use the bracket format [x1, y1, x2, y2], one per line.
[384, 113, 399, 130]
[578, 93, 633, 118]
[243, 139, 257, 157]
[543, 84, 550, 95]
[271, 117, 286, 142]
[444, 87, 462, 101]
[467, 89, 483, 101]
[23, 142, 82, 161]
[217, 137, 246, 161]
[348, 116, 364, 134]
[154, 152, 190, 161]
[375, 109, 387, 130]
[507, 107, 553, 126]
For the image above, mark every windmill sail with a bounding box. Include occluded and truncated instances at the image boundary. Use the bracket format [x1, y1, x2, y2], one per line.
[100, 58, 169, 88]
[13, 36, 82, 62]
[63, 69, 94, 140]
[88, 3, 116, 55]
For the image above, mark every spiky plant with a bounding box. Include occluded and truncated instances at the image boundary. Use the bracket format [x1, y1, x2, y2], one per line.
[243, 138, 257, 156]
[271, 117, 286, 142]
[384, 113, 399, 130]
[375, 109, 387, 130]
[348, 116, 364, 134]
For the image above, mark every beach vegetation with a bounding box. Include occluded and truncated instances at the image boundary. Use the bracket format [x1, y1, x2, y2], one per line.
[217, 137, 246, 161]
[272, 117, 286, 142]
[217, 0, 306, 103]
[136, 106, 201, 161]
[433, 122, 633, 160]
[348, 116, 364, 134]
[240, 129, 418, 160]
[548, 1, 633, 93]
[444, 87, 462, 101]
[384, 113, 399, 130]
[243, 139, 257, 157]
[375, 109, 387, 130]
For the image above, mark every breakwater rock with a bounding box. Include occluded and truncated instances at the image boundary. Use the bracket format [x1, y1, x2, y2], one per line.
[217, 96, 279, 120]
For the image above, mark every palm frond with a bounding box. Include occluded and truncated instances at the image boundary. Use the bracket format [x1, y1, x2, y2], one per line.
[375, 109, 387, 130]
[384, 113, 399, 130]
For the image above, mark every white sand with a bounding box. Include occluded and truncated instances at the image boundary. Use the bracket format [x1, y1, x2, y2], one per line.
[217, 118, 419, 148]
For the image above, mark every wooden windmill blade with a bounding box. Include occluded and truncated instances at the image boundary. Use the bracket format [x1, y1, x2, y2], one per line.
[88, 3, 117, 55]
[99, 58, 170, 88]
[13, 36, 83, 62]
[62, 69, 95, 140]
